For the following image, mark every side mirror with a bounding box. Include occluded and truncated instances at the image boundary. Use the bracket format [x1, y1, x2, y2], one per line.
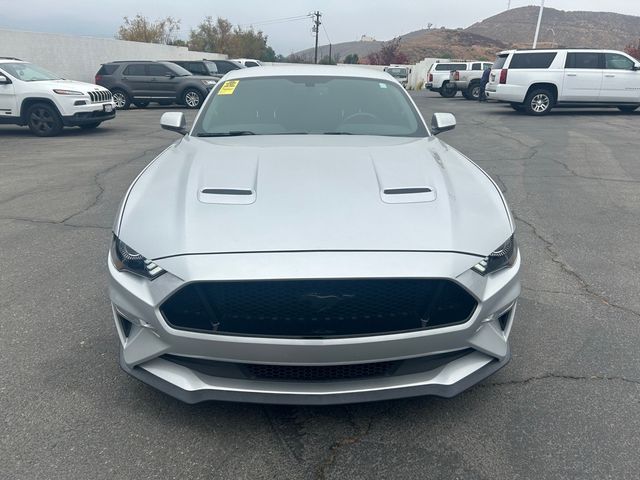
[431, 113, 456, 135]
[165, 73, 176, 78]
[160, 112, 188, 135]
[0, 74, 11, 85]
[634, 65, 640, 71]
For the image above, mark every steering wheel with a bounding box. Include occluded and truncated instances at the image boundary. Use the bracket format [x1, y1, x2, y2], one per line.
[342, 112, 379, 123]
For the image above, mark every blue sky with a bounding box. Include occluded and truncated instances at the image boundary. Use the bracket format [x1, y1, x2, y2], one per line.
[0, 0, 639, 53]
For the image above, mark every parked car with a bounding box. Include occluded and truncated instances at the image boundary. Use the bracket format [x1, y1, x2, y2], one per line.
[450, 61, 494, 100]
[95, 61, 217, 109]
[109, 66, 521, 405]
[384, 65, 410, 88]
[486, 48, 640, 115]
[233, 58, 263, 67]
[426, 61, 469, 97]
[167, 59, 245, 80]
[0, 57, 115, 136]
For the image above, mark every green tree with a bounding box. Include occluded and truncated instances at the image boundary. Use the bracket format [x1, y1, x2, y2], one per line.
[189, 17, 275, 60]
[343, 53, 359, 64]
[117, 15, 180, 44]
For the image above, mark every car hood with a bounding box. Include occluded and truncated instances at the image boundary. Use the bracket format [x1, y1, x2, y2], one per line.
[38, 79, 111, 93]
[117, 135, 513, 260]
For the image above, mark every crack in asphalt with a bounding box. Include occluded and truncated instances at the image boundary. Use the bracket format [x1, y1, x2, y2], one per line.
[522, 286, 587, 297]
[513, 212, 640, 319]
[314, 405, 395, 480]
[0, 216, 111, 229]
[62, 146, 165, 224]
[485, 373, 640, 387]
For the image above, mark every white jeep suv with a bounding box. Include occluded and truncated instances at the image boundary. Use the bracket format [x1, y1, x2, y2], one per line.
[0, 58, 116, 136]
[426, 62, 469, 97]
[486, 49, 640, 115]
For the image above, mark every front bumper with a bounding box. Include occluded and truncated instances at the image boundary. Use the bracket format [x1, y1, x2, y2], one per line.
[109, 250, 521, 404]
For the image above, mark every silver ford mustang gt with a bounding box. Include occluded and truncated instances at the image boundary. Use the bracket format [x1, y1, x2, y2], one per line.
[109, 66, 520, 405]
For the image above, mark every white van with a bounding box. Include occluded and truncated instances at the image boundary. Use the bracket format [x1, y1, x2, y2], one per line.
[486, 49, 640, 115]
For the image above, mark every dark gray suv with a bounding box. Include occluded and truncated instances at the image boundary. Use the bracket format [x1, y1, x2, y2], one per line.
[95, 61, 217, 109]
[167, 59, 244, 80]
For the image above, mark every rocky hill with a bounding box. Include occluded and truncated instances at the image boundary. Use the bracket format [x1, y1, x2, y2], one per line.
[295, 7, 640, 63]
[466, 6, 640, 50]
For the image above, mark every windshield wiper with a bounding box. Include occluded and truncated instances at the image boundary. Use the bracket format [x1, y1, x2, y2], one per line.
[197, 131, 256, 137]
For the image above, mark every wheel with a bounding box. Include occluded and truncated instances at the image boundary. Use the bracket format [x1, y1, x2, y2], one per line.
[462, 91, 472, 100]
[111, 89, 130, 110]
[439, 82, 457, 98]
[182, 88, 203, 109]
[79, 122, 102, 129]
[133, 101, 150, 108]
[618, 105, 639, 113]
[466, 82, 481, 101]
[524, 88, 554, 116]
[26, 103, 63, 137]
[510, 104, 525, 112]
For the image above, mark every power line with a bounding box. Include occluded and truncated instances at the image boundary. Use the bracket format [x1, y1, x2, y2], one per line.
[238, 14, 312, 28]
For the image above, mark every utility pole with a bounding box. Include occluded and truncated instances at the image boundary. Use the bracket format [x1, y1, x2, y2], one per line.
[507, 0, 511, 10]
[532, 0, 545, 48]
[312, 11, 322, 64]
[329, 43, 332, 64]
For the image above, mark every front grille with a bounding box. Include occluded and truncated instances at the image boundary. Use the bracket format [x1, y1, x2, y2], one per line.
[160, 279, 477, 338]
[246, 362, 398, 381]
[88, 90, 112, 103]
[161, 349, 473, 382]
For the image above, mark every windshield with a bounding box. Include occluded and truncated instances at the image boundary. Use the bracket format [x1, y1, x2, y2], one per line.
[0, 62, 62, 81]
[204, 61, 218, 74]
[386, 68, 408, 78]
[193, 76, 427, 137]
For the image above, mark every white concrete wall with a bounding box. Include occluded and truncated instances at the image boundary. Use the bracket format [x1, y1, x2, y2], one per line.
[0, 29, 225, 83]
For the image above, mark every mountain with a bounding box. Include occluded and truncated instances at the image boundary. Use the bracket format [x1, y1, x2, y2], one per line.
[294, 7, 640, 63]
[466, 6, 640, 50]
[295, 29, 506, 63]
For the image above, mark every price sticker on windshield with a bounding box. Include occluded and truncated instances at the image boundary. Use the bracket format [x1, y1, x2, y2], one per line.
[218, 80, 239, 95]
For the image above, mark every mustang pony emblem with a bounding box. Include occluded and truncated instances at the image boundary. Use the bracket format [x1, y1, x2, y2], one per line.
[303, 293, 356, 313]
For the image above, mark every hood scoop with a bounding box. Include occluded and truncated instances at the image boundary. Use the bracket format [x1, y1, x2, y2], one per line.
[199, 187, 256, 204]
[373, 157, 437, 204]
[197, 155, 258, 205]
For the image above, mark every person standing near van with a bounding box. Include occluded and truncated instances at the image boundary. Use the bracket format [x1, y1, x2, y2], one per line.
[479, 66, 491, 102]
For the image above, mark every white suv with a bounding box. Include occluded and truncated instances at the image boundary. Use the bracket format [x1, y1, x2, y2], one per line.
[486, 49, 640, 115]
[0, 58, 116, 136]
[426, 62, 469, 97]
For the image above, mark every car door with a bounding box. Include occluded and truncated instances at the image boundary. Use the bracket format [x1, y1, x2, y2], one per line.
[121, 63, 149, 98]
[146, 63, 178, 99]
[562, 52, 603, 102]
[600, 52, 640, 103]
[0, 67, 18, 117]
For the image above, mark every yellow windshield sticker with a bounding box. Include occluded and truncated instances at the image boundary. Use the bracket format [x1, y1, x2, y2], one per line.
[218, 80, 239, 95]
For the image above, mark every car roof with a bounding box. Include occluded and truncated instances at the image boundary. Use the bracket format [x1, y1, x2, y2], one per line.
[0, 59, 27, 64]
[497, 48, 629, 55]
[222, 65, 396, 81]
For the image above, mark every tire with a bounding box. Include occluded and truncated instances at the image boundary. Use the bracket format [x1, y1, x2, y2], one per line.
[439, 82, 457, 98]
[133, 101, 150, 108]
[511, 104, 525, 112]
[26, 103, 63, 137]
[111, 89, 131, 110]
[466, 82, 481, 101]
[617, 105, 639, 113]
[524, 88, 554, 116]
[462, 90, 472, 100]
[79, 122, 102, 129]
[182, 88, 204, 109]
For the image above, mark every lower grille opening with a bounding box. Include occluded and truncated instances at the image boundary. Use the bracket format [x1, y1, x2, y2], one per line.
[160, 279, 478, 338]
[161, 349, 473, 383]
[117, 313, 133, 337]
[245, 362, 399, 381]
[498, 310, 511, 331]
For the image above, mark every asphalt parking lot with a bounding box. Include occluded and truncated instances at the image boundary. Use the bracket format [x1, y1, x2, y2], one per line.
[1, 93, 639, 480]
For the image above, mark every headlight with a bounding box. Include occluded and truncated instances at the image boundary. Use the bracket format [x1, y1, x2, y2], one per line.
[472, 235, 517, 276]
[53, 89, 84, 95]
[111, 235, 165, 279]
[201, 80, 217, 86]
